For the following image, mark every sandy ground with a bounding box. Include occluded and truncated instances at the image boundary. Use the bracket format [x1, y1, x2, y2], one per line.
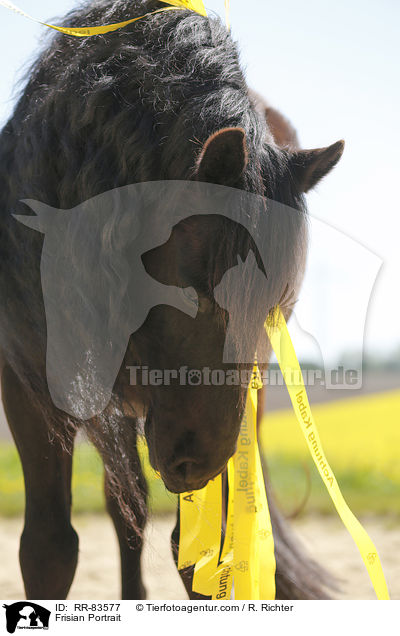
[0, 514, 399, 601]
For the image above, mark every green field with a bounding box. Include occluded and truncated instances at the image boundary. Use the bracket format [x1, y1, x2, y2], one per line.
[0, 390, 399, 518]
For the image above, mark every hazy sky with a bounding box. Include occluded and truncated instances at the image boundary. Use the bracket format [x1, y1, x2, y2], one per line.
[0, 0, 399, 364]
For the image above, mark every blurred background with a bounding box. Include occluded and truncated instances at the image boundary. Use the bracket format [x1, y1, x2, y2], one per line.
[0, 0, 399, 600]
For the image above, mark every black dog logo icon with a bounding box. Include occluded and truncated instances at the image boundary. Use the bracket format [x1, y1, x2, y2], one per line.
[2, 603, 50, 634]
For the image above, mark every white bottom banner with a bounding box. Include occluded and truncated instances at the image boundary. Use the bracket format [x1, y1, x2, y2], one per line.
[1, 600, 398, 636]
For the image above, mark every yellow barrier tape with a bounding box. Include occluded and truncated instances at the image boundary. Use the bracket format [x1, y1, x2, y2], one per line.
[266, 307, 390, 601]
[213, 459, 235, 600]
[177, 479, 218, 571]
[232, 384, 276, 599]
[161, 0, 207, 16]
[0, 0, 207, 37]
[179, 364, 276, 600]
[179, 309, 390, 601]
[254, 407, 276, 599]
[190, 476, 222, 596]
[224, 0, 230, 31]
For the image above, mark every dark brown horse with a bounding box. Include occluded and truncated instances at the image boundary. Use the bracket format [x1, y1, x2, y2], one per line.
[0, 0, 343, 600]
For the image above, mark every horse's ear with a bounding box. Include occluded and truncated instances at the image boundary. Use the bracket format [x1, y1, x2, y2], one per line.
[290, 140, 345, 193]
[196, 127, 248, 187]
[265, 106, 300, 150]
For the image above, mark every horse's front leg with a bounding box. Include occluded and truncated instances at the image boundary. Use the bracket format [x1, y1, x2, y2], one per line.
[89, 416, 148, 600]
[2, 365, 79, 600]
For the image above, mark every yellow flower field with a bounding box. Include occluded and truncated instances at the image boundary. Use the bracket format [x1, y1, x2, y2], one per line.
[261, 390, 400, 480]
[260, 389, 400, 515]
